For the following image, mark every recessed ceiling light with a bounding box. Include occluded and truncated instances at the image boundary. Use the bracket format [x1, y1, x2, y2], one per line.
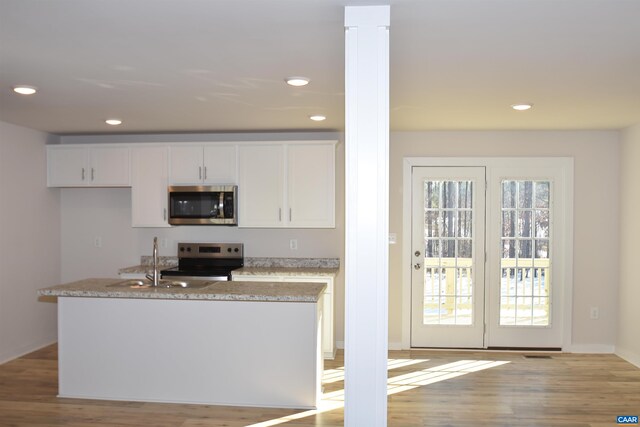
[511, 103, 533, 111]
[309, 115, 326, 121]
[13, 85, 37, 95]
[105, 119, 123, 126]
[285, 77, 310, 87]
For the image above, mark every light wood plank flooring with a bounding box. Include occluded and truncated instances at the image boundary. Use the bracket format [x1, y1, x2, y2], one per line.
[0, 345, 638, 426]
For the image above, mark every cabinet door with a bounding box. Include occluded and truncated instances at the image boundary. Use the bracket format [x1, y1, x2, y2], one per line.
[131, 146, 170, 227]
[89, 147, 130, 186]
[47, 146, 88, 187]
[203, 145, 237, 184]
[169, 146, 204, 184]
[233, 274, 335, 359]
[287, 144, 335, 228]
[238, 144, 284, 227]
[280, 276, 334, 359]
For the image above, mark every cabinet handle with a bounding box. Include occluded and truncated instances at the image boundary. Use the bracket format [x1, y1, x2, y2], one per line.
[81, 168, 85, 181]
[279, 208, 282, 222]
[289, 208, 292, 222]
[204, 166, 207, 180]
[199, 166, 202, 180]
[163, 208, 167, 221]
[91, 168, 95, 181]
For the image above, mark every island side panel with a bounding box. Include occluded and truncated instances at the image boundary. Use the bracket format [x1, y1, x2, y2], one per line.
[58, 297, 322, 409]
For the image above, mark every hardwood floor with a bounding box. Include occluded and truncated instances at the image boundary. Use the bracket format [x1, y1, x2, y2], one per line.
[1, 345, 638, 426]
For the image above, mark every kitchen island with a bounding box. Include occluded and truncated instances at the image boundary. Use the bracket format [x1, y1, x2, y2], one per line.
[38, 278, 325, 409]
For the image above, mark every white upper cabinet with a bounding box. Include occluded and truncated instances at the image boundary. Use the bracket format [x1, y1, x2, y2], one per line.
[238, 144, 285, 227]
[169, 144, 237, 185]
[131, 146, 170, 228]
[47, 146, 87, 187]
[288, 143, 335, 228]
[47, 145, 129, 187]
[89, 147, 130, 186]
[238, 141, 336, 228]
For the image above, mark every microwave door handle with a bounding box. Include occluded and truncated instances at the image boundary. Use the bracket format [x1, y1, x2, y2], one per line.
[219, 192, 225, 218]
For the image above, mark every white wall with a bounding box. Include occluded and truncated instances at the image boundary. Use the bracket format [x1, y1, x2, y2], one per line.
[618, 124, 640, 367]
[0, 121, 60, 363]
[389, 131, 620, 351]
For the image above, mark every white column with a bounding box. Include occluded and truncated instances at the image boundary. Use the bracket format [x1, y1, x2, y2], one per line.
[344, 6, 390, 427]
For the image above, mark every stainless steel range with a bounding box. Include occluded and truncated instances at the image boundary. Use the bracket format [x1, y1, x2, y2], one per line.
[160, 242, 244, 281]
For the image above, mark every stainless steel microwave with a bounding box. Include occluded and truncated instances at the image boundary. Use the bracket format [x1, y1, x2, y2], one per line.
[168, 185, 237, 225]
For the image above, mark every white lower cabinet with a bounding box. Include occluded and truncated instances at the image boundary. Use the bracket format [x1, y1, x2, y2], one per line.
[131, 146, 170, 227]
[233, 274, 335, 359]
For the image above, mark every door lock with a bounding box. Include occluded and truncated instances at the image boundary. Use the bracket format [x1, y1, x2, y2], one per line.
[414, 250, 421, 257]
[414, 263, 421, 270]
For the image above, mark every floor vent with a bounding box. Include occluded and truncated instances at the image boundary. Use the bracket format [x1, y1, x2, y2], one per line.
[523, 355, 553, 359]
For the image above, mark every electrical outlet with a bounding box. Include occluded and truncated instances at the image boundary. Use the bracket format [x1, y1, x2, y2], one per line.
[160, 238, 169, 249]
[290, 239, 298, 250]
[94, 236, 102, 248]
[590, 307, 599, 320]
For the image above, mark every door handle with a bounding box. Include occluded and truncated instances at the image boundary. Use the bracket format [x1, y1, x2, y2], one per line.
[204, 166, 207, 180]
[163, 208, 167, 221]
[414, 263, 421, 270]
[199, 166, 202, 180]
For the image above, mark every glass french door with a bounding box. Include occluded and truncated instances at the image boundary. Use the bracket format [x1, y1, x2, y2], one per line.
[486, 166, 566, 348]
[411, 162, 568, 349]
[411, 167, 486, 348]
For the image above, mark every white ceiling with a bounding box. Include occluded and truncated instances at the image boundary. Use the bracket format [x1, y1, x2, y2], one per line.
[1, 0, 639, 135]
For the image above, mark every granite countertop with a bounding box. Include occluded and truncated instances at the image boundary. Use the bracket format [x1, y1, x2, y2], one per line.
[119, 257, 340, 277]
[232, 267, 339, 277]
[37, 278, 326, 303]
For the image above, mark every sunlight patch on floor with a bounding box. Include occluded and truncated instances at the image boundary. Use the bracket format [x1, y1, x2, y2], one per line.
[322, 358, 425, 384]
[246, 359, 510, 427]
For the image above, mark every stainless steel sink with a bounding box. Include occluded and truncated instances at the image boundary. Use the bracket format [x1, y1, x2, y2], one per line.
[107, 279, 215, 289]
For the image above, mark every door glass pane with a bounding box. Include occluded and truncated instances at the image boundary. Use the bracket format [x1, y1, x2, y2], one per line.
[500, 180, 551, 326]
[502, 181, 516, 208]
[423, 179, 474, 326]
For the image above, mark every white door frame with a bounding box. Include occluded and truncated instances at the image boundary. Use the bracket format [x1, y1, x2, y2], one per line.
[401, 157, 574, 350]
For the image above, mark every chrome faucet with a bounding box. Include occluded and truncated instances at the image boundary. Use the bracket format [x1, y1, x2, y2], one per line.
[145, 236, 160, 287]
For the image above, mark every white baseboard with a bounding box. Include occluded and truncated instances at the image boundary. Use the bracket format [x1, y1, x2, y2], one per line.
[340, 341, 621, 355]
[615, 347, 640, 368]
[0, 336, 57, 365]
[388, 342, 403, 351]
[564, 344, 615, 354]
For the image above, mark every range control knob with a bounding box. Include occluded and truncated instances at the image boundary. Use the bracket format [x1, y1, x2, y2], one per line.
[227, 248, 232, 252]
[186, 247, 191, 252]
[179, 247, 185, 252]
[234, 248, 239, 252]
